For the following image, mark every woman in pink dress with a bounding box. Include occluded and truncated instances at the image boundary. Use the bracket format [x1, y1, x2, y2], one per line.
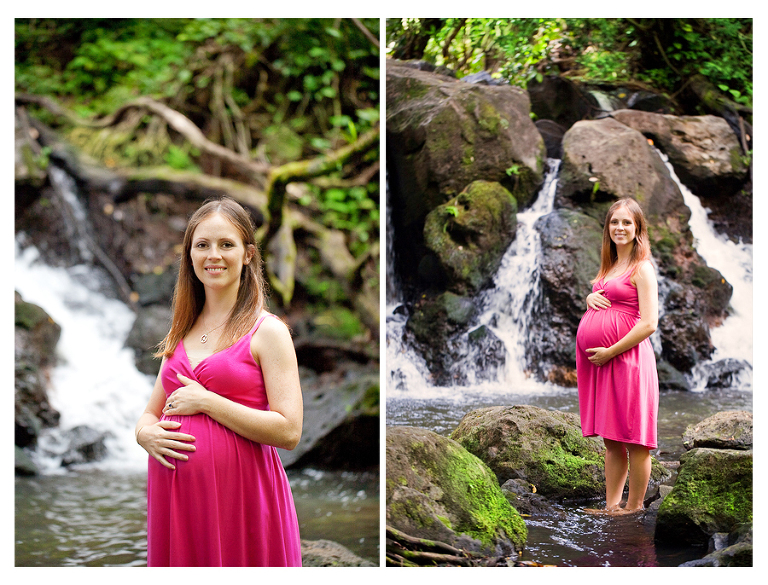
[134, 197, 303, 565]
[576, 197, 659, 516]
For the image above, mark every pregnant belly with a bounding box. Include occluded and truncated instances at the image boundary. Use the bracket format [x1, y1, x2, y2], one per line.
[576, 309, 636, 350]
[151, 413, 263, 478]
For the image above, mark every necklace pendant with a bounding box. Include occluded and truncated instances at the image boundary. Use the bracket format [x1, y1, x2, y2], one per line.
[200, 334, 208, 344]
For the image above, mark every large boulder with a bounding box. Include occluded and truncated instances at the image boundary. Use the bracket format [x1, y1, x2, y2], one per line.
[556, 117, 687, 223]
[450, 405, 606, 500]
[15, 292, 61, 458]
[387, 60, 545, 291]
[450, 405, 671, 502]
[655, 447, 752, 545]
[422, 180, 518, 295]
[527, 208, 603, 381]
[386, 425, 527, 556]
[280, 367, 379, 470]
[610, 110, 747, 198]
[682, 410, 752, 451]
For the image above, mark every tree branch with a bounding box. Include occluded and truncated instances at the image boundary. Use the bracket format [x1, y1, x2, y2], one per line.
[351, 18, 379, 51]
[15, 93, 270, 181]
[263, 123, 380, 246]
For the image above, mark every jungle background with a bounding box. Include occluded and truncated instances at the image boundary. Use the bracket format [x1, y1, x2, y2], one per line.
[387, 18, 752, 114]
[384, 18, 754, 566]
[15, 18, 380, 566]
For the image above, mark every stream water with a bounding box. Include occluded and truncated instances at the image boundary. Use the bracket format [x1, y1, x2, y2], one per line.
[14, 170, 379, 566]
[385, 154, 753, 567]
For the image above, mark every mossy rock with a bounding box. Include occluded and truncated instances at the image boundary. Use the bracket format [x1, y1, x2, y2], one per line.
[655, 447, 753, 545]
[451, 405, 606, 500]
[386, 425, 527, 556]
[423, 180, 517, 295]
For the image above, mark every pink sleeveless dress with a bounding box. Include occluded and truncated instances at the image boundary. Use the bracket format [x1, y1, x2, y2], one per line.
[147, 314, 302, 566]
[576, 266, 659, 449]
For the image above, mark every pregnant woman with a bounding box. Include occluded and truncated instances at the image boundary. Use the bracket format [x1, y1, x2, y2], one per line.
[576, 197, 659, 516]
[135, 197, 303, 565]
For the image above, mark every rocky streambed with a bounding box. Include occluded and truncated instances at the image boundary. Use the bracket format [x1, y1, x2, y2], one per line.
[386, 406, 752, 567]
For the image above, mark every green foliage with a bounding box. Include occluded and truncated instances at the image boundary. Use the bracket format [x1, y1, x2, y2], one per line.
[300, 181, 379, 258]
[16, 18, 381, 319]
[386, 18, 752, 107]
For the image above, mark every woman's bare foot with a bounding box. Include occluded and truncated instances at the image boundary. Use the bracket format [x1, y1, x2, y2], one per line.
[583, 505, 644, 516]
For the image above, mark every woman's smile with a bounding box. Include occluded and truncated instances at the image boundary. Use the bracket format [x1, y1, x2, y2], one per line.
[190, 212, 252, 290]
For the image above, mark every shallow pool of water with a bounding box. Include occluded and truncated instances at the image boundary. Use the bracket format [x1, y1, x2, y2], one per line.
[15, 468, 379, 566]
[387, 386, 751, 567]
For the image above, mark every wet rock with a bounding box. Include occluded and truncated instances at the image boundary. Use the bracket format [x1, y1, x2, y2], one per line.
[450, 405, 606, 500]
[451, 405, 670, 502]
[404, 291, 478, 385]
[556, 117, 686, 222]
[124, 304, 172, 376]
[58, 425, 111, 466]
[301, 539, 376, 567]
[535, 119, 566, 159]
[15, 292, 61, 453]
[528, 208, 602, 376]
[500, 478, 561, 516]
[387, 60, 545, 292]
[528, 75, 595, 130]
[280, 367, 379, 470]
[655, 447, 752, 545]
[655, 360, 691, 391]
[15, 446, 39, 476]
[386, 425, 527, 556]
[678, 522, 752, 567]
[682, 410, 753, 451]
[422, 180, 517, 295]
[610, 110, 747, 200]
[704, 359, 752, 389]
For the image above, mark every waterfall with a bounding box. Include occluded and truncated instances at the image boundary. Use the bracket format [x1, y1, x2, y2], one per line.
[15, 170, 154, 473]
[387, 160, 562, 398]
[656, 149, 753, 390]
[387, 151, 752, 398]
[472, 159, 561, 387]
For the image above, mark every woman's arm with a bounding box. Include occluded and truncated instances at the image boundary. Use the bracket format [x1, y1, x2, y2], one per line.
[586, 262, 658, 366]
[136, 358, 197, 470]
[164, 317, 303, 450]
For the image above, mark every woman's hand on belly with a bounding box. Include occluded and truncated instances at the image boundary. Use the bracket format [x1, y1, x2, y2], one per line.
[137, 420, 196, 470]
[586, 346, 615, 367]
[586, 289, 611, 311]
[163, 374, 212, 417]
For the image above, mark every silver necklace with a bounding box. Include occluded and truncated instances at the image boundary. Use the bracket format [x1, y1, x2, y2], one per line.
[200, 320, 226, 344]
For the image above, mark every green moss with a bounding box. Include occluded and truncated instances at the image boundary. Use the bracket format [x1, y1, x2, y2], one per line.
[657, 448, 752, 543]
[432, 440, 527, 548]
[477, 101, 508, 136]
[15, 299, 51, 331]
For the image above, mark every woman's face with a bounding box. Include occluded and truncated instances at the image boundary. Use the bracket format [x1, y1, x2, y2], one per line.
[189, 212, 253, 292]
[608, 205, 637, 248]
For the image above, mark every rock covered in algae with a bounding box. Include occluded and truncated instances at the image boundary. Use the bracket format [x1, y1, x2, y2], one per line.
[386, 425, 527, 556]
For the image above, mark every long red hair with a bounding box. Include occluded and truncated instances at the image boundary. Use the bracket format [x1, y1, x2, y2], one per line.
[591, 197, 652, 284]
[155, 197, 268, 358]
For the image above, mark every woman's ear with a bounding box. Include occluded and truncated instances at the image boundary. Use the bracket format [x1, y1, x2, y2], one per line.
[244, 244, 256, 265]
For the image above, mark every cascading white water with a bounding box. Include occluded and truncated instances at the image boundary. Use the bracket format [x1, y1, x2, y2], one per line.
[471, 159, 561, 388]
[656, 149, 753, 390]
[15, 172, 154, 473]
[16, 244, 154, 473]
[387, 151, 753, 398]
[386, 160, 562, 398]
